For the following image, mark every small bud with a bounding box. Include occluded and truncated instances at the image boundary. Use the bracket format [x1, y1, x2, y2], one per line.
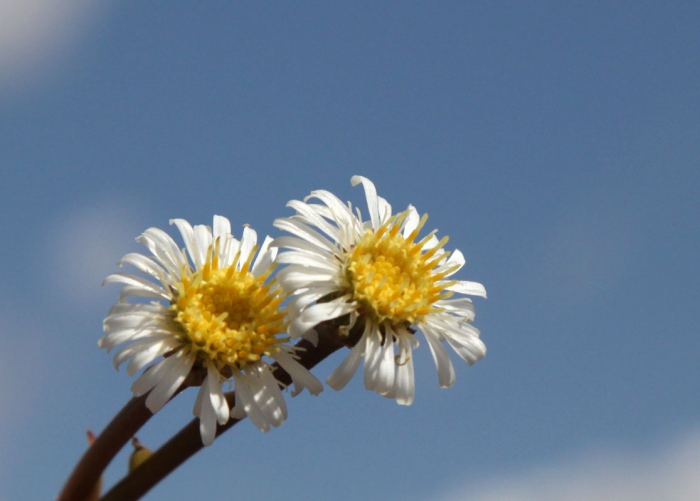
[129, 437, 154, 472]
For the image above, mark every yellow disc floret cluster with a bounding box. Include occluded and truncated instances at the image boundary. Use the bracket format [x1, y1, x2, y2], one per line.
[170, 248, 287, 370]
[346, 211, 456, 326]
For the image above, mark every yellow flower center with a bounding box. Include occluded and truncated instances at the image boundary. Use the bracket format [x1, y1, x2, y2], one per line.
[170, 246, 287, 370]
[346, 212, 455, 325]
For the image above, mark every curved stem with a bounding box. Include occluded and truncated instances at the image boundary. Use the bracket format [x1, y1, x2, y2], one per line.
[58, 376, 200, 501]
[57, 394, 153, 501]
[101, 323, 356, 501]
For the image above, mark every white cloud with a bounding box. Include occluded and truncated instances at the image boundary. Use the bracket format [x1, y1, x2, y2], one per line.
[46, 201, 145, 308]
[436, 431, 700, 501]
[0, 0, 111, 93]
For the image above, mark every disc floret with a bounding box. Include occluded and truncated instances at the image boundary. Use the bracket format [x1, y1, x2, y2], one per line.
[346, 212, 456, 326]
[172, 257, 288, 369]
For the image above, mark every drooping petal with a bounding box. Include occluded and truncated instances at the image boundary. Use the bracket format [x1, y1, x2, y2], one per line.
[422, 327, 456, 388]
[351, 175, 381, 230]
[131, 352, 184, 403]
[363, 325, 384, 391]
[232, 369, 269, 432]
[195, 378, 217, 447]
[394, 335, 416, 405]
[326, 326, 368, 390]
[144, 351, 195, 413]
[273, 351, 324, 397]
[374, 328, 397, 396]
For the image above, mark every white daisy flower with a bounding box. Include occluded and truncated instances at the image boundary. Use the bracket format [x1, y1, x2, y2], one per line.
[273, 176, 486, 405]
[100, 216, 322, 446]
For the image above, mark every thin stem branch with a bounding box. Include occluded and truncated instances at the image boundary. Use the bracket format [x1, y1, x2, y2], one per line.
[58, 376, 200, 501]
[57, 394, 153, 501]
[101, 323, 355, 501]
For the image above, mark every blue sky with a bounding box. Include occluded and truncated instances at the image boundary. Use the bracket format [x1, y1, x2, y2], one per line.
[1, 2, 699, 500]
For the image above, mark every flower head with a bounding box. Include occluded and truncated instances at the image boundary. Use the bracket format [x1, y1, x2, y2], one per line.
[100, 216, 322, 445]
[273, 176, 486, 405]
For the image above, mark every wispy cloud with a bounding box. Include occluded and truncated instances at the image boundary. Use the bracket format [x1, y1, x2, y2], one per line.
[0, 0, 111, 93]
[45, 201, 145, 310]
[435, 431, 700, 501]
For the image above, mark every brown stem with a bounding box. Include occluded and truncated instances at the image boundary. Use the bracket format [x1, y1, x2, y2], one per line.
[58, 374, 201, 501]
[57, 394, 153, 501]
[101, 323, 355, 501]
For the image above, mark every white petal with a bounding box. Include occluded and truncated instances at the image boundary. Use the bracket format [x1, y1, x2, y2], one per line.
[274, 250, 339, 272]
[435, 298, 476, 318]
[192, 375, 206, 417]
[435, 249, 465, 278]
[99, 324, 170, 351]
[422, 234, 440, 250]
[444, 331, 487, 365]
[447, 280, 487, 298]
[273, 351, 323, 396]
[232, 370, 269, 432]
[271, 235, 333, 257]
[255, 364, 287, 427]
[206, 360, 230, 425]
[287, 285, 340, 319]
[103, 274, 171, 301]
[273, 217, 336, 253]
[374, 329, 397, 396]
[105, 302, 164, 316]
[195, 382, 217, 446]
[170, 219, 198, 268]
[130, 354, 177, 398]
[394, 336, 415, 405]
[376, 196, 392, 224]
[212, 215, 231, 241]
[118, 253, 171, 288]
[276, 267, 341, 292]
[327, 326, 368, 390]
[137, 227, 185, 278]
[121, 336, 179, 375]
[144, 352, 195, 413]
[299, 297, 356, 325]
[288, 317, 319, 339]
[422, 327, 456, 388]
[287, 199, 344, 244]
[351, 175, 381, 230]
[402, 206, 420, 237]
[230, 378, 247, 420]
[251, 236, 275, 276]
[193, 224, 212, 270]
[363, 326, 384, 391]
[238, 226, 257, 270]
[117, 285, 171, 303]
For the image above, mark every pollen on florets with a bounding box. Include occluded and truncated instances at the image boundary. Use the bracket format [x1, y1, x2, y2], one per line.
[170, 244, 287, 371]
[345, 211, 456, 326]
